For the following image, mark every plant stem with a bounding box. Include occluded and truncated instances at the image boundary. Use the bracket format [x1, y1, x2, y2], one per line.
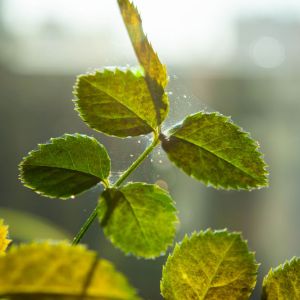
[72, 206, 98, 245]
[112, 132, 160, 188]
[72, 131, 160, 245]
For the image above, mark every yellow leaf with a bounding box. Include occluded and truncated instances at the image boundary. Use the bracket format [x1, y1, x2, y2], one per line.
[0, 242, 140, 299]
[117, 0, 169, 126]
[161, 229, 258, 300]
[262, 257, 300, 300]
[0, 219, 11, 255]
[117, 0, 168, 88]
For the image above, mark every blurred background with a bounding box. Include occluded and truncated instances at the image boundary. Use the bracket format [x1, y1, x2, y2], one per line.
[0, 0, 300, 299]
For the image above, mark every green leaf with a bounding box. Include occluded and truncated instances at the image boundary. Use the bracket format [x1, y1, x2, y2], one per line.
[98, 182, 178, 258]
[0, 242, 140, 299]
[74, 68, 169, 137]
[19, 134, 110, 199]
[262, 257, 300, 300]
[161, 229, 258, 300]
[161, 112, 268, 190]
[117, 0, 168, 126]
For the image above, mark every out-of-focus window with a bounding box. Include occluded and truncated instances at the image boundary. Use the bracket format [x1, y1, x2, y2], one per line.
[1, 0, 300, 73]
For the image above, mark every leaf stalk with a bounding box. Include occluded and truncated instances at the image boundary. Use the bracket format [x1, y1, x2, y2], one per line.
[72, 131, 160, 245]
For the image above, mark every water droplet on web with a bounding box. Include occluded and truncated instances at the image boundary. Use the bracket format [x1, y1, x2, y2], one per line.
[183, 94, 187, 99]
[155, 179, 169, 190]
[150, 158, 154, 163]
[157, 151, 161, 155]
[168, 91, 173, 95]
[159, 160, 163, 164]
[130, 154, 134, 157]
[137, 140, 141, 144]
[71, 195, 75, 199]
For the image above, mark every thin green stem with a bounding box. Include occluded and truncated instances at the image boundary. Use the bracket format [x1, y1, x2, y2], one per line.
[72, 206, 98, 245]
[112, 132, 159, 188]
[72, 131, 160, 245]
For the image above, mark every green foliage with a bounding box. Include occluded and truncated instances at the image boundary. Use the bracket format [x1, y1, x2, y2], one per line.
[0, 242, 139, 299]
[19, 0, 269, 257]
[160, 229, 258, 300]
[98, 183, 178, 258]
[262, 257, 300, 300]
[16, 0, 270, 264]
[19, 134, 110, 199]
[12, 0, 292, 298]
[74, 68, 169, 137]
[161, 112, 268, 189]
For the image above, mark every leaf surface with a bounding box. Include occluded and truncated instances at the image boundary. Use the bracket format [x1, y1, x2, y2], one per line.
[0, 242, 139, 299]
[161, 229, 258, 300]
[0, 220, 10, 255]
[117, 0, 168, 125]
[262, 257, 300, 300]
[161, 112, 268, 190]
[98, 182, 178, 258]
[74, 68, 169, 137]
[19, 134, 110, 199]
[117, 0, 167, 87]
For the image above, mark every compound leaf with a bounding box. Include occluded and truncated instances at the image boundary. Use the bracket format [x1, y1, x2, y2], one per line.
[98, 182, 178, 258]
[161, 229, 258, 300]
[161, 112, 268, 190]
[0, 220, 11, 255]
[0, 242, 140, 299]
[262, 257, 300, 300]
[118, 0, 168, 125]
[74, 68, 169, 137]
[19, 134, 110, 199]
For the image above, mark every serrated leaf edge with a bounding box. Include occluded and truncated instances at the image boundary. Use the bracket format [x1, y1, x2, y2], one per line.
[73, 67, 161, 137]
[19, 133, 110, 199]
[263, 256, 300, 286]
[117, 0, 168, 88]
[160, 228, 259, 299]
[163, 111, 269, 191]
[99, 182, 179, 259]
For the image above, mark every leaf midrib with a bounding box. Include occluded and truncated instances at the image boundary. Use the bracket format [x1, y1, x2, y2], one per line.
[81, 76, 154, 131]
[174, 135, 262, 182]
[22, 163, 102, 182]
[200, 235, 238, 300]
[122, 193, 150, 249]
